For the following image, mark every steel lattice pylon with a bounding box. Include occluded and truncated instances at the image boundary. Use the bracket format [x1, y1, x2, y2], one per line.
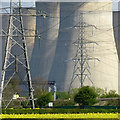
[69, 13, 99, 91]
[0, 0, 37, 109]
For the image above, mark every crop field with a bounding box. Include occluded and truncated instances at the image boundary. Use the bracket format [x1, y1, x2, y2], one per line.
[1, 113, 120, 119]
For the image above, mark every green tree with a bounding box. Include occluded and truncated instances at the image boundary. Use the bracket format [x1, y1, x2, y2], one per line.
[74, 86, 97, 106]
[36, 93, 53, 107]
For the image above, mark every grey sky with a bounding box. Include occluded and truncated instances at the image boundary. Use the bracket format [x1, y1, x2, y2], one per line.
[113, 1, 118, 11]
[0, 0, 119, 11]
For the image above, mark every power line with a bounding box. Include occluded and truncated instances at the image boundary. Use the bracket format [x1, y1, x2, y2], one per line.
[39, 2, 112, 35]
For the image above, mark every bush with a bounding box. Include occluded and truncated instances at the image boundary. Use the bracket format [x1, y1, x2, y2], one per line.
[106, 99, 120, 106]
[91, 87, 105, 98]
[53, 99, 75, 106]
[36, 93, 53, 107]
[100, 90, 120, 98]
[69, 88, 79, 99]
[21, 101, 31, 108]
[74, 86, 97, 106]
[56, 92, 69, 100]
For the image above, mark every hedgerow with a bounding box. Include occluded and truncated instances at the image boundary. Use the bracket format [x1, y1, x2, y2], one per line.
[2, 108, 120, 114]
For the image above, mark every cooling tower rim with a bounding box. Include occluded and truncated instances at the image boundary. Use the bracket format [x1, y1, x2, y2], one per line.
[113, 11, 120, 13]
[35, 0, 112, 2]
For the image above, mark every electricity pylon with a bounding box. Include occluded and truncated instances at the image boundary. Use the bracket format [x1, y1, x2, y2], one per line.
[69, 13, 99, 91]
[0, 0, 45, 109]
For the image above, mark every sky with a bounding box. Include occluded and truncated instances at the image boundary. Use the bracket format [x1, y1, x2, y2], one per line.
[0, 0, 120, 11]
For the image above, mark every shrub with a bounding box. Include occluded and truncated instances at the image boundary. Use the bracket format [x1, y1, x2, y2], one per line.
[36, 93, 53, 107]
[74, 86, 97, 106]
[91, 87, 106, 98]
[53, 99, 75, 107]
[69, 88, 79, 99]
[106, 99, 119, 106]
[56, 92, 69, 100]
[100, 90, 120, 98]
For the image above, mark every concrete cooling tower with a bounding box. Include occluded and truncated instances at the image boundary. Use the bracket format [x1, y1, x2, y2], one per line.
[22, 8, 36, 60]
[113, 10, 120, 94]
[30, 3, 60, 80]
[82, 2, 118, 93]
[30, 2, 118, 92]
[1, 2, 119, 93]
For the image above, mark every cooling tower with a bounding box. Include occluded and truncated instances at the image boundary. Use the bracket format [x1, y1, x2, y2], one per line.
[22, 8, 36, 60]
[30, 3, 60, 80]
[113, 11, 120, 94]
[30, 2, 118, 92]
[48, 3, 86, 90]
[82, 2, 118, 93]
[1, 2, 119, 93]
[13, 8, 36, 61]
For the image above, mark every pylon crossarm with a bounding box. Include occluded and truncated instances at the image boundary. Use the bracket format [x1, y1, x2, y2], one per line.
[1, 21, 40, 37]
[0, 7, 10, 14]
[0, 35, 40, 37]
